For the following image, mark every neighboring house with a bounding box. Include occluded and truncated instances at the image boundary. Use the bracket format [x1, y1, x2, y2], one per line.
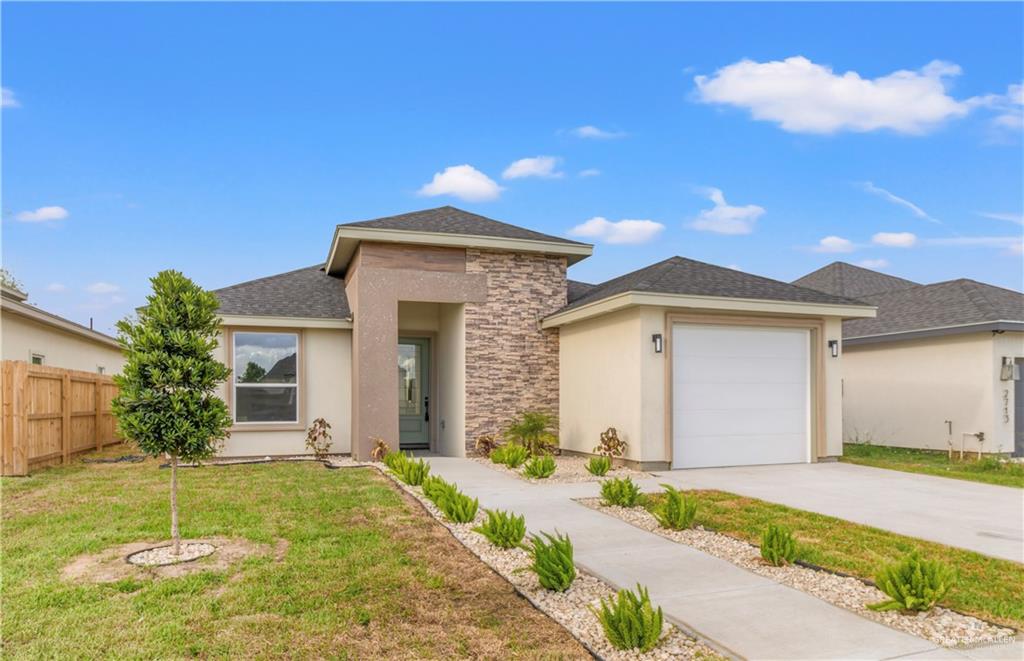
[794, 262, 1024, 457]
[212, 206, 874, 468]
[1, 285, 124, 374]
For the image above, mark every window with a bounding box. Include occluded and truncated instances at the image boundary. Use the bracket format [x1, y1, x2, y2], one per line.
[232, 331, 299, 424]
[30, 354, 44, 365]
[97, 366, 106, 375]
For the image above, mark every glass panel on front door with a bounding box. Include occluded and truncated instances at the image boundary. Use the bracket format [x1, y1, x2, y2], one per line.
[398, 338, 430, 449]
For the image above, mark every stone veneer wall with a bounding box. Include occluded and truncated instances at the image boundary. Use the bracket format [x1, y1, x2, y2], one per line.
[464, 249, 567, 448]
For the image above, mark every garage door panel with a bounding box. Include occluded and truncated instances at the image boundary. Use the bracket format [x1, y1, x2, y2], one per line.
[672, 324, 810, 470]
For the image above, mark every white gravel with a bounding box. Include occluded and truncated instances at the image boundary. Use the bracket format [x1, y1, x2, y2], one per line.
[127, 542, 216, 566]
[471, 454, 651, 484]
[372, 464, 721, 660]
[578, 498, 1015, 649]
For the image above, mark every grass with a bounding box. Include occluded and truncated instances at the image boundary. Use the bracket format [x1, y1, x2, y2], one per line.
[841, 443, 1024, 488]
[1, 448, 589, 659]
[642, 490, 1024, 630]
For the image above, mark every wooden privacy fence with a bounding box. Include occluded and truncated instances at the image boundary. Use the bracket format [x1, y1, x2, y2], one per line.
[1, 361, 121, 476]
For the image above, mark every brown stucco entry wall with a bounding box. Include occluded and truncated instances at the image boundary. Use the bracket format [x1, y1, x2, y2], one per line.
[346, 244, 487, 459]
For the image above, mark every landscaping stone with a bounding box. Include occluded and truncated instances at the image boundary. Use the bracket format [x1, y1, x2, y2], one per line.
[471, 454, 650, 484]
[578, 497, 1015, 650]
[127, 542, 216, 567]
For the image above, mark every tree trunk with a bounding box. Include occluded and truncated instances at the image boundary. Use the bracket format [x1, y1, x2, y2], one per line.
[170, 453, 180, 555]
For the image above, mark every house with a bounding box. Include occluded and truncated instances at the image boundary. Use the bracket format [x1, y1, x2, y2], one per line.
[212, 207, 875, 469]
[794, 262, 1024, 457]
[1, 285, 124, 374]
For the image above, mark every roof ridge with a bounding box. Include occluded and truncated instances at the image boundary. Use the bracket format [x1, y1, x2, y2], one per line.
[212, 265, 325, 293]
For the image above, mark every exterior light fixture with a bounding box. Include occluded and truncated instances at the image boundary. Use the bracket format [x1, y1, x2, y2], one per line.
[828, 340, 839, 358]
[652, 333, 663, 353]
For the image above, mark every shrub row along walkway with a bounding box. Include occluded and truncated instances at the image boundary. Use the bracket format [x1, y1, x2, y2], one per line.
[424, 457, 1016, 660]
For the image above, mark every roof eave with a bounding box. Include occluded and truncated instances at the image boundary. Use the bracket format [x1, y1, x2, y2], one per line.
[2, 299, 122, 349]
[844, 320, 1024, 346]
[325, 226, 593, 274]
[219, 313, 353, 329]
[542, 291, 877, 329]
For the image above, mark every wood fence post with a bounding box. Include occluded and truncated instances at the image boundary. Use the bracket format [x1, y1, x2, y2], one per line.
[11, 361, 29, 476]
[95, 377, 103, 451]
[1, 362, 10, 476]
[62, 373, 71, 464]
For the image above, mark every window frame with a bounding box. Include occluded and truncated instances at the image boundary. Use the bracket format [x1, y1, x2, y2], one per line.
[30, 353, 44, 365]
[228, 329, 304, 429]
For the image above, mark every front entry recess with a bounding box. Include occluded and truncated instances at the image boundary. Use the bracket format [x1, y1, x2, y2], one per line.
[398, 337, 430, 449]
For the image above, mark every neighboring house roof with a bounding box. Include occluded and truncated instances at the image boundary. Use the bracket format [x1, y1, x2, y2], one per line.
[213, 266, 351, 320]
[263, 353, 298, 382]
[793, 262, 919, 298]
[340, 206, 587, 246]
[1, 295, 121, 349]
[567, 279, 596, 303]
[842, 278, 1024, 342]
[562, 256, 865, 312]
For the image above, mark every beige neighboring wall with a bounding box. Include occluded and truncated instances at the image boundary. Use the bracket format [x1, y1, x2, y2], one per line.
[1, 311, 124, 374]
[842, 331, 1022, 454]
[215, 326, 352, 456]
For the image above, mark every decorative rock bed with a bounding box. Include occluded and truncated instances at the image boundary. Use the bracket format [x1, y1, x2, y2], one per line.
[338, 459, 722, 660]
[577, 498, 1015, 649]
[470, 454, 650, 484]
[127, 542, 217, 567]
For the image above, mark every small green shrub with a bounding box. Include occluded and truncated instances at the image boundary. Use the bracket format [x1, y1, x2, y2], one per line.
[868, 552, 956, 613]
[600, 477, 643, 507]
[760, 523, 798, 566]
[439, 491, 479, 524]
[504, 411, 558, 456]
[653, 484, 697, 530]
[500, 443, 529, 468]
[523, 455, 556, 479]
[590, 584, 664, 653]
[585, 456, 611, 476]
[422, 475, 458, 505]
[490, 445, 508, 464]
[383, 450, 407, 472]
[528, 532, 576, 591]
[472, 509, 526, 549]
[396, 457, 430, 486]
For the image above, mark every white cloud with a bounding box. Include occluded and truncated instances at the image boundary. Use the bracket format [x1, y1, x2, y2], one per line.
[813, 236, 856, 253]
[417, 165, 503, 202]
[872, 232, 917, 248]
[86, 282, 120, 294]
[578, 168, 602, 178]
[570, 125, 626, 139]
[925, 236, 1022, 249]
[502, 156, 563, 180]
[689, 187, 765, 235]
[567, 217, 665, 245]
[975, 83, 1023, 133]
[15, 205, 70, 222]
[860, 182, 940, 224]
[977, 211, 1024, 225]
[695, 56, 972, 135]
[857, 259, 890, 269]
[1, 87, 19, 108]
[46, 283, 67, 293]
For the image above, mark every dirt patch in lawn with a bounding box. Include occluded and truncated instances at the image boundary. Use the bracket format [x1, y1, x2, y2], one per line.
[61, 536, 287, 584]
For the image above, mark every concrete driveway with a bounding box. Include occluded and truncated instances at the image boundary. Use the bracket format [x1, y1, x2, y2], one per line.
[654, 462, 1023, 563]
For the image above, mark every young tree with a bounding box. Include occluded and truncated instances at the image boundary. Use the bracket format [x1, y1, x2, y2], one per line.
[112, 270, 232, 554]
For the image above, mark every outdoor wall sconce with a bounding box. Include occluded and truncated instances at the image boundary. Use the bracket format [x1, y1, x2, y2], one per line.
[828, 340, 839, 358]
[1000, 357, 1020, 381]
[652, 333, 663, 353]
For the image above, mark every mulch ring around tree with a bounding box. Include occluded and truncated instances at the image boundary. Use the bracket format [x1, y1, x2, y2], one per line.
[61, 536, 288, 584]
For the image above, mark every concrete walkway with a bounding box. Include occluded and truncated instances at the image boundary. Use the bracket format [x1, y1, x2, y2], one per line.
[652, 463, 1024, 563]
[424, 457, 997, 660]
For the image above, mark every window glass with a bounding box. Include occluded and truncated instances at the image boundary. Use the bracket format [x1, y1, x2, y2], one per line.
[31, 354, 44, 365]
[233, 332, 298, 423]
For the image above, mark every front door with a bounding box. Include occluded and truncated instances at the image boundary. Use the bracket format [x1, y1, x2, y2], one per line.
[398, 337, 430, 449]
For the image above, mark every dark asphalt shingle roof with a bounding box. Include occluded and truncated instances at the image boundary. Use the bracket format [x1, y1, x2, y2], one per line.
[562, 256, 865, 312]
[213, 266, 351, 320]
[793, 262, 919, 298]
[340, 206, 588, 246]
[843, 279, 1024, 339]
[567, 279, 596, 303]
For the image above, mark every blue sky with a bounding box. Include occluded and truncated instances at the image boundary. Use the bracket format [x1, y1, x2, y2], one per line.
[3, 2, 1022, 334]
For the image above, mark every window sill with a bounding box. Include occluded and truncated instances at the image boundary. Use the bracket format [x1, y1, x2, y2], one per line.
[229, 423, 305, 433]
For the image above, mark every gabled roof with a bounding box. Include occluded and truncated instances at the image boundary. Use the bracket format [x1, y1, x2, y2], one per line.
[793, 262, 919, 298]
[843, 278, 1024, 341]
[563, 256, 865, 312]
[1, 296, 120, 348]
[213, 266, 351, 320]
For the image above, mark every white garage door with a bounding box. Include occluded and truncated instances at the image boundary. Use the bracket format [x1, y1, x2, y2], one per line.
[672, 324, 811, 469]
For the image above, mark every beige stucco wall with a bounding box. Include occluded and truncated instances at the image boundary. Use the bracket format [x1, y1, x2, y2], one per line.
[215, 327, 352, 456]
[841, 331, 1021, 454]
[559, 306, 847, 466]
[1, 312, 124, 374]
[437, 303, 467, 457]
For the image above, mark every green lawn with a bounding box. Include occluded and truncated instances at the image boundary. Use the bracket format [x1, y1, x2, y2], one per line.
[841, 443, 1024, 488]
[643, 490, 1024, 631]
[1, 451, 588, 659]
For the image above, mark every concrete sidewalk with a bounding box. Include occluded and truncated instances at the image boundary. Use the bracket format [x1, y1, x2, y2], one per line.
[652, 462, 1024, 563]
[424, 457, 982, 660]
